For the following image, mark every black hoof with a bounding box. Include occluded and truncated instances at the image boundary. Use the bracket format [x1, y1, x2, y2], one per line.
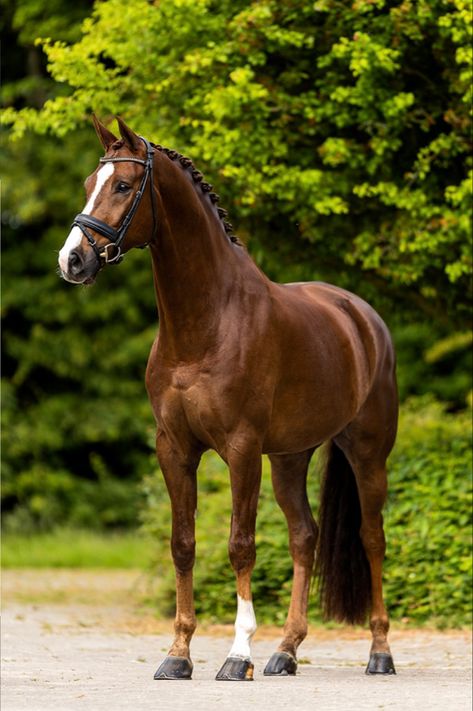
[154, 655, 193, 680]
[366, 653, 396, 675]
[263, 652, 297, 676]
[215, 656, 254, 681]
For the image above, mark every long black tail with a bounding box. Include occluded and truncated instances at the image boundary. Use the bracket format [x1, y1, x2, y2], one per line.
[315, 441, 371, 625]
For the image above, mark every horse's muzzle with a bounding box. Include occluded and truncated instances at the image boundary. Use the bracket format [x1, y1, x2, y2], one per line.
[59, 246, 100, 285]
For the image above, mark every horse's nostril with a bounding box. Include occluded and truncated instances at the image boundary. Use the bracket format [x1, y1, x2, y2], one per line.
[69, 250, 84, 275]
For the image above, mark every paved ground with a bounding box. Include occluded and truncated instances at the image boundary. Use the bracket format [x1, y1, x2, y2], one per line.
[1, 571, 472, 711]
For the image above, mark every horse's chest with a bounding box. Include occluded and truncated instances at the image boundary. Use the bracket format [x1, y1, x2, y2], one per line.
[151, 368, 229, 444]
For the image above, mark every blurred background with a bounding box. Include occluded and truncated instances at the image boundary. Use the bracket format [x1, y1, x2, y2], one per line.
[1, 0, 471, 626]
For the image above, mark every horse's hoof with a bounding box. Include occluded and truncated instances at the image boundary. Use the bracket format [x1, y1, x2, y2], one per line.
[154, 655, 193, 680]
[365, 653, 396, 675]
[263, 651, 297, 676]
[215, 656, 254, 681]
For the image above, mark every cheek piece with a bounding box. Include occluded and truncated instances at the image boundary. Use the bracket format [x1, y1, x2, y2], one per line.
[72, 136, 157, 265]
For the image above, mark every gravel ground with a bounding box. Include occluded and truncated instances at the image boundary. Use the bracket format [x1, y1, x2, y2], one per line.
[1, 571, 471, 711]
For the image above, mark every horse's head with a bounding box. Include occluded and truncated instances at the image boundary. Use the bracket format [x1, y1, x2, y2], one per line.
[58, 116, 156, 284]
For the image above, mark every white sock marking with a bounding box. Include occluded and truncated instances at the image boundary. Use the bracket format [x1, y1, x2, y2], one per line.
[228, 595, 257, 660]
[58, 162, 115, 273]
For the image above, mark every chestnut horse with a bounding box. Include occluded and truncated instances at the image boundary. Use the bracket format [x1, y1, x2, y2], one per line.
[58, 117, 398, 681]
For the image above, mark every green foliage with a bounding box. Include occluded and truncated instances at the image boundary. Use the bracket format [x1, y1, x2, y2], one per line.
[143, 398, 472, 627]
[383, 398, 472, 625]
[1, 132, 158, 530]
[1, 0, 471, 631]
[3, 0, 92, 45]
[3, 0, 472, 321]
[2, 459, 144, 533]
[393, 323, 472, 407]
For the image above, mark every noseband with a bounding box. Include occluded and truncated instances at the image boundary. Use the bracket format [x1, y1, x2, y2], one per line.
[72, 136, 157, 265]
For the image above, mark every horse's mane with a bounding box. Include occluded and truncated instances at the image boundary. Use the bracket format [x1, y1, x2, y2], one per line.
[157, 144, 241, 245]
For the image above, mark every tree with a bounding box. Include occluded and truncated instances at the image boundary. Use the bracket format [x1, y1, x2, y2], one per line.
[3, 0, 472, 323]
[1, 0, 156, 529]
[2, 0, 471, 530]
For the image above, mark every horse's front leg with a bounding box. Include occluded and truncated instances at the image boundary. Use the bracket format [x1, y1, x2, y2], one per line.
[216, 440, 262, 681]
[153, 430, 201, 681]
[264, 450, 317, 676]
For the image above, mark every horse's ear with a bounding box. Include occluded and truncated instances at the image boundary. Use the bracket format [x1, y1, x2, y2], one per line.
[92, 114, 118, 151]
[116, 116, 142, 152]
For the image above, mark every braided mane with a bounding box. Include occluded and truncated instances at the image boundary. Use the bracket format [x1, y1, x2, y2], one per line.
[156, 144, 240, 245]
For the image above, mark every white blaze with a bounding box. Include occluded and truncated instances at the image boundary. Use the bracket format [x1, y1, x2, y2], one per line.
[58, 162, 115, 273]
[228, 595, 257, 660]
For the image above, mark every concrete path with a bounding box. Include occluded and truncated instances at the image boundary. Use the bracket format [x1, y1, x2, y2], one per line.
[2, 602, 471, 711]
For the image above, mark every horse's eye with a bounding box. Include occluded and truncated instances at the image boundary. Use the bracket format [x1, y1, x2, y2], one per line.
[116, 182, 131, 193]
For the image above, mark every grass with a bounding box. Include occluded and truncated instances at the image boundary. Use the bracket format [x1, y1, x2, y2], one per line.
[1, 528, 153, 568]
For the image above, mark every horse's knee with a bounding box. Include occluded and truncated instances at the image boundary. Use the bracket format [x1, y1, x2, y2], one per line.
[171, 533, 195, 573]
[228, 532, 256, 573]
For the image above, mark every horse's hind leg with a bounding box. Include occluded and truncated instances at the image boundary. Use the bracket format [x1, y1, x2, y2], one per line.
[353, 460, 395, 674]
[264, 449, 318, 676]
[336, 401, 397, 675]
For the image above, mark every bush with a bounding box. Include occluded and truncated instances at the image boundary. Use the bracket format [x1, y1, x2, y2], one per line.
[2, 462, 144, 533]
[383, 398, 472, 626]
[142, 398, 472, 627]
[2, 0, 471, 535]
[393, 324, 473, 408]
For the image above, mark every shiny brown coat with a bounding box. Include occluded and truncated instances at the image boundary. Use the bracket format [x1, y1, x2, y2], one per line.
[59, 117, 398, 680]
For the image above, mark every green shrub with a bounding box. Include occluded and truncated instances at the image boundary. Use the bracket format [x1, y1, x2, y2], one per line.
[2, 0, 471, 535]
[383, 397, 472, 626]
[142, 398, 472, 627]
[2, 458, 146, 533]
[393, 324, 473, 407]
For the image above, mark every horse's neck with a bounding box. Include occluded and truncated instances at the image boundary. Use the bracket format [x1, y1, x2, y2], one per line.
[150, 154, 261, 359]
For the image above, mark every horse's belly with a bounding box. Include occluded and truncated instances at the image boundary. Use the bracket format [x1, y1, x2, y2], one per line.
[262, 387, 357, 455]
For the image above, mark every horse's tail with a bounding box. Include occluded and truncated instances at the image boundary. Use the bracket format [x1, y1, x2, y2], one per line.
[314, 441, 371, 625]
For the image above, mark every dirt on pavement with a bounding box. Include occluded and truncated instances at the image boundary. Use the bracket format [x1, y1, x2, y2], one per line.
[1, 570, 471, 711]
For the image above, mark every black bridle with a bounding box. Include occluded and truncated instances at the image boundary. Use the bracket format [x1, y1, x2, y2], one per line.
[72, 136, 157, 265]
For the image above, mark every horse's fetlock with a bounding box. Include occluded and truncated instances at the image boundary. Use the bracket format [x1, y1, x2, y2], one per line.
[238, 617, 257, 637]
[175, 613, 196, 638]
[370, 616, 389, 637]
[285, 616, 308, 646]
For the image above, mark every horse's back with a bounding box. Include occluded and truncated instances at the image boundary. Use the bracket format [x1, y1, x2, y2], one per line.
[281, 280, 390, 333]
